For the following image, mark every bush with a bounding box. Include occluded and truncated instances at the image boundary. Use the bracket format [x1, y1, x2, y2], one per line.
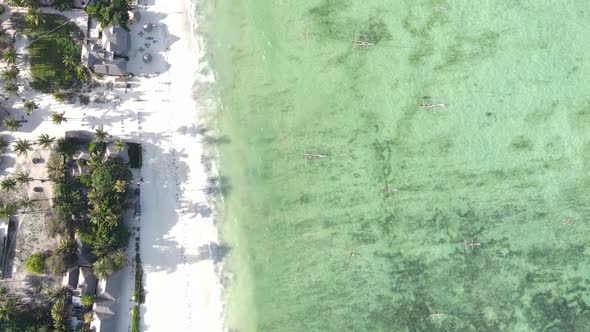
[24, 252, 45, 274]
[81, 294, 95, 307]
[127, 143, 142, 168]
[0, 5, 5, 15]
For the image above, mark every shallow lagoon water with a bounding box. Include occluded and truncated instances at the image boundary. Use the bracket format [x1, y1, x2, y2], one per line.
[203, 0, 590, 330]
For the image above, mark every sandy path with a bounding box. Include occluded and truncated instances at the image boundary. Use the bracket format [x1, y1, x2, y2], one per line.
[137, 0, 223, 331]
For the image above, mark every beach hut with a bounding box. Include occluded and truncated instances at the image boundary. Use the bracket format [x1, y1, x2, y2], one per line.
[142, 52, 152, 63]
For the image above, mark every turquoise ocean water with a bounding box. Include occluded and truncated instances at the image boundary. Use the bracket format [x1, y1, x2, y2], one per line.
[198, 0, 590, 330]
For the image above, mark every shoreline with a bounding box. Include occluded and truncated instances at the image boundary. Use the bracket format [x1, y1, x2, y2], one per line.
[137, 0, 224, 331]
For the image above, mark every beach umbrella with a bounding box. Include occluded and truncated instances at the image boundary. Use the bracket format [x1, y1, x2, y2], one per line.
[143, 23, 153, 32]
[142, 52, 152, 63]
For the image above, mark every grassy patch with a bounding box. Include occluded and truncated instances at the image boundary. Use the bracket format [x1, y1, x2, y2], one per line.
[26, 14, 84, 93]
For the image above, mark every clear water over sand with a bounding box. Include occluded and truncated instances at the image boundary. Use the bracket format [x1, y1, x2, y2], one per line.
[202, 0, 590, 330]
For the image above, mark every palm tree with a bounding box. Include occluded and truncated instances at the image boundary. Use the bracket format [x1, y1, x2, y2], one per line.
[51, 298, 67, 331]
[86, 189, 99, 207]
[18, 196, 34, 211]
[0, 177, 16, 192]
[46, 286, 72, 303]
[25, 7, 44, 27]
[92, 251, 127, 280]
[2, 118, 20, 132]
[114, 179, 127, 193]
[0, 202, 17, 218]
[13, 138, 33, 156]
[14, 170, 31, 185]
[57, 238, 79, 269]
[37, 134, 55, 149]
[0, 138, 8, 154]
[62, 52, 76, 69]
[0, 298, 18, 323]
[1, 67, 18, 82]
[88, 151, 105, 168]
[3, 81, 18, 97]
[45, 287, 72, 305]
[92, 258, 109, 280]
[2, 48, 16, 65]
[0, 28, 11, 47]
[46, 152, 65, 180]
[94, 127, 108, 142]
[114, 139, 126, 152]
[51, 112, 67, 125]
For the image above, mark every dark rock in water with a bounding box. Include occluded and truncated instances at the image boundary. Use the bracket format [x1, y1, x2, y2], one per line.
[485, 112, 494, 116]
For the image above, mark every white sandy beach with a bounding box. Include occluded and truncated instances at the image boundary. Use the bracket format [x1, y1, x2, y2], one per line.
[0, 0, 224, 330]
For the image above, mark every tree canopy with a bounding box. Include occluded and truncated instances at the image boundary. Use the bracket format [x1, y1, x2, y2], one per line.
[86, 0, 130, 29]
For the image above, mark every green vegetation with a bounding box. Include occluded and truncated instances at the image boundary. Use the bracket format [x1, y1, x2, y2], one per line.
[37, 133, 55, 149]
[3, 118, 21, 132]
[0, 177, 17, 192]
[92, 250, 126, 280]
[0, 5, 5, 15]
[2, 47, 16, 64]
[51, 111, 67, 125]
[79, 158, 132, 258]
[55, 137, 76, 158]
[51, 0, 73, 11]
[81, 294, 95, 307]
[132, 305, 139, 332]
[86, 0, 131, 29]
[47, 238, 79, 275]
[53, 176, 84, 221]
[8, 0, 41, 7]
[0, 202, 17, 219]
[46, 150, 65, 180]
[51, 298, 67, 332]
[25, 14, 85, 93]
[23, 100, 36, 115]
[0, 288, 53, 331]
[134, 237, 143, 303]
[48, 132, 133, 281]
[127, 143, 142, 168]
[24, 252, 45, 274]
[13, 138, 33, 156]
[14, 170, 31, 185]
